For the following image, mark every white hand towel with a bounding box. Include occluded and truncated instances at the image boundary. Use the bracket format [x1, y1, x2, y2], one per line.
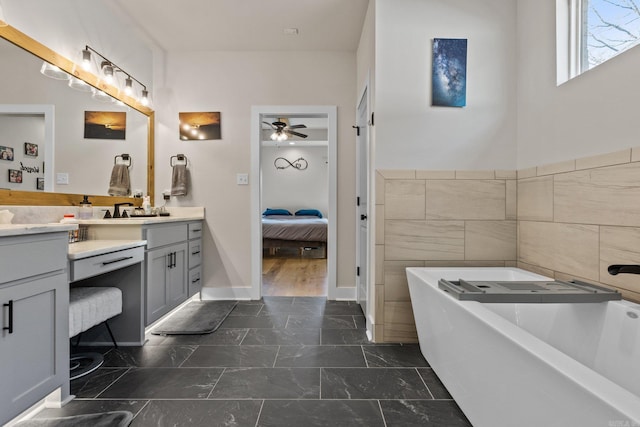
[171, 164, 188, 196]
[108, 164, 131, 196]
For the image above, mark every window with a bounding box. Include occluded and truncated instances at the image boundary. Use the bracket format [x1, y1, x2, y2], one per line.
[581, 0, 640, 71]
[558, 0, 640, 83]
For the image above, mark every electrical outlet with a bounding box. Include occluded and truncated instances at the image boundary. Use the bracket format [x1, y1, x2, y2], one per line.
[56, 172, 69, 185]
[237, 173, 249, 185]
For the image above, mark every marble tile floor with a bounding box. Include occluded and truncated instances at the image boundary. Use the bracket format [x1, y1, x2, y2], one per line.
[35, 297, 472, 427]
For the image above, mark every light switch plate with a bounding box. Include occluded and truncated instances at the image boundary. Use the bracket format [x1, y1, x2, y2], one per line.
[237, 173, 249, 185]
[56, 172, 69, 185]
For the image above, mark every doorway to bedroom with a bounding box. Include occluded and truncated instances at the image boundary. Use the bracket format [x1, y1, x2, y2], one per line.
[260, 114, 329, 296]
[251, 106, 337, 299]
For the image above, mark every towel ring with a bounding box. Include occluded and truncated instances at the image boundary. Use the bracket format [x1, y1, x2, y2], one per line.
[170, 154, 188, 167]
[114, 153, 132, 168]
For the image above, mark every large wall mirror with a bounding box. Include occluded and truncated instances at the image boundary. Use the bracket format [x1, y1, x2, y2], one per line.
[0, 24, 154, 206]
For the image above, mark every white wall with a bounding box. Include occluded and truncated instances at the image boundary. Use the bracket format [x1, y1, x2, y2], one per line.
[516, 0, 640, 169]
[374, 0, 518, 170]
[261, 146, 329, 217]
[156, 50, 356, 289]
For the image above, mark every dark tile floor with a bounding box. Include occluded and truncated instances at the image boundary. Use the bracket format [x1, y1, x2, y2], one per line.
[35, 297, 472, 426]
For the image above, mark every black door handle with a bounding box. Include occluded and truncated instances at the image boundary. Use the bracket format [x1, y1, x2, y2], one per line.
[360, 214, 367, 220]
[3, 300, 13, 334]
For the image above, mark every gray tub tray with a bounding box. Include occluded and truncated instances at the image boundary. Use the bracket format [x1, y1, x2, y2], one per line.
[438, 279, 622, 303]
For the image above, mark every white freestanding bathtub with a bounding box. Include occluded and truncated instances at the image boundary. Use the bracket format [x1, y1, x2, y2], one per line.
[406, 267, 640, 427]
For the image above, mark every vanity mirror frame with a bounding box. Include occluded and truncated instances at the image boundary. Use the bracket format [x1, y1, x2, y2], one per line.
[0, 23, 154, 206]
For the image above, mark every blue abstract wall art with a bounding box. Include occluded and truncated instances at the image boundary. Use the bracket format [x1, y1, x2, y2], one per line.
[432, 38, 467, 107]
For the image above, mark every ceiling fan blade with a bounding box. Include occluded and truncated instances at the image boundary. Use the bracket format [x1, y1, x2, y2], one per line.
[286, 130, 308, 138]
[287, 124, 307, 129]
[262, 121, 276, 129]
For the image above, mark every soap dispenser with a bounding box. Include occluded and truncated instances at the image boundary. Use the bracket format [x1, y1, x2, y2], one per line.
[78, 195, 93, 219]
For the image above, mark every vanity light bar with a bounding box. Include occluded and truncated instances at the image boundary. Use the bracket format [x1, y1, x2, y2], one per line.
[80, 45, 150, 106]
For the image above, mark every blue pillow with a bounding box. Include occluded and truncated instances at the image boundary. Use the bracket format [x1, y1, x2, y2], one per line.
[263, 208, 292, 216]
[295, 209, 323, 218]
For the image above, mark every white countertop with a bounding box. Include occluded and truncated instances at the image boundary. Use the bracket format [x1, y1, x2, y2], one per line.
[77, 213, 203, 225]
[68, 239, 147, 260]
[0, 223, 77, 237]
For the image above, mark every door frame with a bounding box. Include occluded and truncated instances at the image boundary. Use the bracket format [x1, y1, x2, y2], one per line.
[250, 105, 337, 300]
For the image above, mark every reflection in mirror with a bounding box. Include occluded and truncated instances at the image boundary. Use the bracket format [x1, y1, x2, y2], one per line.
[0, 24, 154, 206]
[0, 104, 54, 191]
[0, 37, 147, 195]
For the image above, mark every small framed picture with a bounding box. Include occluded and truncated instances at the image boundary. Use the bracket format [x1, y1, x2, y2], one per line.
[36, 177, 44, 190]
[24, 142, 38, 157]
[0, 146, 14, 161]
[8, 169, 22, 183]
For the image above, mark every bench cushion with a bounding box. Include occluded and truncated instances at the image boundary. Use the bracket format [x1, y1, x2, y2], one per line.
[69, 287, 122, 338]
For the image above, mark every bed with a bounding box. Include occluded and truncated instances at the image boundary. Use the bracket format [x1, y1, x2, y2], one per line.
[262, 209, 328, 258]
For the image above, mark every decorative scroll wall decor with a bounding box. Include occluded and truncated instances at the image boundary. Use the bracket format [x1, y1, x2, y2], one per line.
[274, 157, 308, 170]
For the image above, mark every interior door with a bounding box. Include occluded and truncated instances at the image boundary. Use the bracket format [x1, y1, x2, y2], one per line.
[356, 89, 369, 312]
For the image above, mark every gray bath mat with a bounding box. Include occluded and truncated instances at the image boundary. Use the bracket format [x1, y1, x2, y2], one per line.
[15, 411, 132, 427]
[151, 300, 238, 335]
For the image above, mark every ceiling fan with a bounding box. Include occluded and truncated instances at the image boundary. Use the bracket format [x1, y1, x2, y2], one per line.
[263, 118, 308, 141]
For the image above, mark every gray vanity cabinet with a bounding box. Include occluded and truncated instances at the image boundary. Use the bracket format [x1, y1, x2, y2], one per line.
[144, 223, 190, 325]
[0, 232, 69, 425]
[90, 219, 203, 327]
[187, 223, 203, 297]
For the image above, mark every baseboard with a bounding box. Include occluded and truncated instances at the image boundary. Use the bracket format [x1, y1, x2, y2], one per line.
[201, 287, 255, 300]
[329, 286, 356, 300]
[200, 286, 356, 301]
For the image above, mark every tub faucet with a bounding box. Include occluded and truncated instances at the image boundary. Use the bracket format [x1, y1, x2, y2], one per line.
[113, 202, 133, 218]
[608, 264, 640, 275]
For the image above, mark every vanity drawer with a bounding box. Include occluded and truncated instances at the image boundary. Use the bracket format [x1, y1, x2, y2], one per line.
[188, 266, 202, 297]
[188, 222, 203, 240]
[188, 239, 202, 268]
[0, 233, 67, 284]
[145, 224, 188, 249]
[70, 246, 144, 282]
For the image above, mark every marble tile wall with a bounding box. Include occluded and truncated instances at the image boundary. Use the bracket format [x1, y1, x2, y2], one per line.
[375, 170, 517, 343]
[376, 149, 640, 343]
[517, 148, 640, 303]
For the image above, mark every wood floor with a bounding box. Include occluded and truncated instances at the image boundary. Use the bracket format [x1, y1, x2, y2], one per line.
[262, 252, 327, 296]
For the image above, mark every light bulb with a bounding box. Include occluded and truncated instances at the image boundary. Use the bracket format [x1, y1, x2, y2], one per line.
[141, 89, 149, 106]
[103, 63, 114, 84]
[124, 76, 133, 95]
[82, 48, 91, 71]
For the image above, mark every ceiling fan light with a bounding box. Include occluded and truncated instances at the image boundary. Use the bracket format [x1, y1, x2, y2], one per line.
[270, 132, 278, 141]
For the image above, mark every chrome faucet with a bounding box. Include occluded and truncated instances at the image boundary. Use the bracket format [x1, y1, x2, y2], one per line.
[608, 264, 640, 275]
[113, 202, 134, 218]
